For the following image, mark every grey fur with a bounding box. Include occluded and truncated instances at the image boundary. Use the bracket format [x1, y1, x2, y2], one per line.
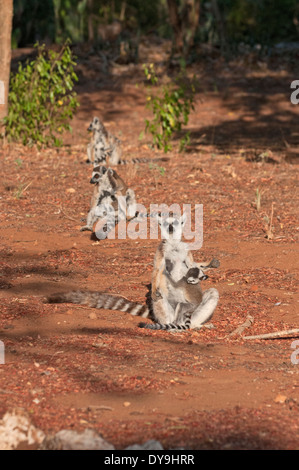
[80, 166, 137, 234]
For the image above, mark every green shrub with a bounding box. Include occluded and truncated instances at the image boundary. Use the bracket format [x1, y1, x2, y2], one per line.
[3, 40, 79, 148]
[142, 64, 195, 153]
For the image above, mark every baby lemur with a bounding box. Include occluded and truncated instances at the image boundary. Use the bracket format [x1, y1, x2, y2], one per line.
[165, 260, 207, 305]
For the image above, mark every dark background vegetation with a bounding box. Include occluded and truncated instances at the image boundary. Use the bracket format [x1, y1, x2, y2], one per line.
[12, 0, 299, 55]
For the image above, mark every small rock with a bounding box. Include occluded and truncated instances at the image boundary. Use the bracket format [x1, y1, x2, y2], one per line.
[0, 409, 45, 450]
[88, 312, 97, 320]
[250, 285, 259, 292]
[125, 439, 164, 450]
[40, 429, 115, 450]
[274, 394, 287, 404]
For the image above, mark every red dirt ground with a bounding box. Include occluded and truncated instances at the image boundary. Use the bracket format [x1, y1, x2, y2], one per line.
[0, 42, 298, 449]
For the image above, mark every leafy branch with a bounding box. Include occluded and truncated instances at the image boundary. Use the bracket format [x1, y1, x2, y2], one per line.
[3, 40, 79, 148]
[142, 63, 196, 153]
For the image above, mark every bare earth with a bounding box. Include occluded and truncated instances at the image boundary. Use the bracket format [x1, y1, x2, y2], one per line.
[0, 43, 298, 449]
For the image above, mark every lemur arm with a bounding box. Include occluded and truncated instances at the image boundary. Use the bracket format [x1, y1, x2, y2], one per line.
[163, 265, 179, 288]
[185, 250, 196, 269]
[87, 141, 94, 163]
[151, 247, 165, 301]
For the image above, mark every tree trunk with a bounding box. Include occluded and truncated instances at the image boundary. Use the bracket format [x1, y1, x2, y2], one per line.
[0, 0, 13, 121]
[167, 0, 184, 54]
[167, 0, 200, 57]
[211, 0, 227, 54]
[182, 0, 200, 56]
[87, 0, 94, 43]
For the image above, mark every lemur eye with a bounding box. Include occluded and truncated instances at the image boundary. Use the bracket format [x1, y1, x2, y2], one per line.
[94, 174, 99, 179]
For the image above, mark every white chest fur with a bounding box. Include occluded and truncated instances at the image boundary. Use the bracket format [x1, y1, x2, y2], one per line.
[163, 240, 190, 282]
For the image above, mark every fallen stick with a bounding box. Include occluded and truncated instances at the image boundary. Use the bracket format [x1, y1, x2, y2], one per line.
[227, 315, 254, 338]
[47, 202, 78, 222]
[59, 205, 78, 222]
[243, 328, 299, 340]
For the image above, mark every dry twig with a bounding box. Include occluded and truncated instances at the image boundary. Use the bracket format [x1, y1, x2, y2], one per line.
[227, 315, 254, 338]
[244, 329, 299, 340]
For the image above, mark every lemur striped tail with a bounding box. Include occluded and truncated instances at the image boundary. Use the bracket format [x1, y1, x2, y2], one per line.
[139, 314, 192, 331]
[47, 290, 150, 318]
[117, 157, 169, 165]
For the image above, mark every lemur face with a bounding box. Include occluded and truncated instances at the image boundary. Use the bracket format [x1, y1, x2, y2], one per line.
[186, 267, 208, 284]
[90, 165, 107, 184]
[157, 213, 187, 240]
[88, 116, 104, 133]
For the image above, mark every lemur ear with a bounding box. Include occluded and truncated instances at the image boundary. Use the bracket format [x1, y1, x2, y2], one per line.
[107, 168, 114, 175]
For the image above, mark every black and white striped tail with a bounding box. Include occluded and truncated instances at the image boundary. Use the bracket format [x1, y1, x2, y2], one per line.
[94, 156, 169, 166]
[139, 314, 192, 331]
[117, 157, 169, 165]
[47, 290, 149, 317]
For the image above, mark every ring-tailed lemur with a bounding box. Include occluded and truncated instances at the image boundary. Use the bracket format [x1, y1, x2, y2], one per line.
[81, 165, 125, 231]
[88, 116, 169, 166]
[147, 213, 220, 330]
[48, 214, 219, 331]
[88, 165, 127, 210]
[87, 116, 122, 165]
[91, 188, 137, 240]
[80, 166, 137, 235]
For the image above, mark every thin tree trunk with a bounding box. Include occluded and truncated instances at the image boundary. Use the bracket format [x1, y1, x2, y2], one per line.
[182, 0, 200, 57]
[120, 1, 127, 22]
[167, 0, 184, 54]
[0, 0, 13, 121]
[211, 0, 227, 54]
[87, 0, 94, 43]
[167, 0, 200, 57]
